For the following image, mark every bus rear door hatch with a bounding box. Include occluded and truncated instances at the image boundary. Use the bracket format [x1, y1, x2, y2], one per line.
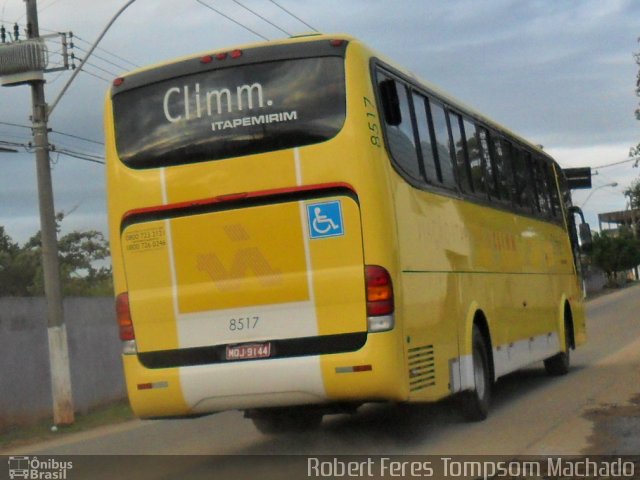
[121, 193, 366, 357]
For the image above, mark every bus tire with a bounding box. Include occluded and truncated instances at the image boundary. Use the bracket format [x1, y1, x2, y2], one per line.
[250, 409, 322, 435]
[459, 325, 492, 422]
[544, 321, 571, 376]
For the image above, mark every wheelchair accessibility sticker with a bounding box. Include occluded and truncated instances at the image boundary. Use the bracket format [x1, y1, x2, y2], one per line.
[306, 201, 344, 239]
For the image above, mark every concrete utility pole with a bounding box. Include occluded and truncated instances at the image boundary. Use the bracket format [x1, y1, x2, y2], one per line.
[25, 0, 75, 426]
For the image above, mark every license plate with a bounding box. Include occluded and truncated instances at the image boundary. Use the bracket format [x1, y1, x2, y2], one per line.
[226, 342, 271, 361]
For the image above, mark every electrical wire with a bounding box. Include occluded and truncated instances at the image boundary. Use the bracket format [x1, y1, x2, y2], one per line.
[230, 0, 290, 36]
[51, 129, 103, 146]
[0, 137, 104, 165]
[74, 56, 119, 78]
[194, 0, 269, 41]
[2, 21, 136, 73]
[39, 0, 64, 13]
[0, 121, 104, 146]
[73, 43, 131, 72]
[266, 0, 318, 32]
[54, 148, 104, 164]
[76, 67, 110, 84]
[592, 157, 639, 169]
[73, 35, 140, 69]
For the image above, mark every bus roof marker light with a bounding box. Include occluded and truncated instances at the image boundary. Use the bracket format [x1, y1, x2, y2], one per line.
[112, 77, 125, 87]
[230, 49, 243, 59]
[200, 55, 214, 64]
[330, 39, 344, 47]
[216, 52, 228, 60]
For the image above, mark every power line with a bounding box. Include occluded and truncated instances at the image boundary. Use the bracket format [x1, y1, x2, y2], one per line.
[267, 0, 318, 32]
[194, 0, 269, 41]
[3, 25, 140, 71]
[0, 121, 32, 130]
[39, 0, 64, 13]
[592, 157, 640, 169]
[51, 129, 103, 146]
[231, 0, 290, 36]
[73, 35, 140, 69]
[73, 44, 130, 72]
[1, 137, 104, 165]
[0, 121, 104, 146]
[54, 148, 104, 164]
[75, 55, 119, 78]
[77, 67, 110, 84]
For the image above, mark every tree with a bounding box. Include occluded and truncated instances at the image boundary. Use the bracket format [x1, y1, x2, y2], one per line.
[0, 226, 36, 295]
[624, 178, 640, 209]
[623, 179, 640, 237]
[588, 227, 640, 286]
[0, 218, 113, 296]
[632, 40, 640, 160]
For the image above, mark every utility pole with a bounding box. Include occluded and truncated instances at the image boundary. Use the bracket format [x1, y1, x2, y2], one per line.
[1, 0, 137, 427]
[1, 0, 136, 428]
[25, 0, 74, 426]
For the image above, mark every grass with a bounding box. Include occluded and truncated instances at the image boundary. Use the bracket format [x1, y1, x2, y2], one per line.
[0, 400, 134, 451]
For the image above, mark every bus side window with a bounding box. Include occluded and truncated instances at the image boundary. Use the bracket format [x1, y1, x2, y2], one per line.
[524, 152, 540, 214]
[430, 102, 456, 189]
[463, 119, 487, 198]
[547, 163, 562, 218]
[412, 93, 439, 183]
[478, 127, 499, 201]
[378, 75, 422, 182]
[512, 147, 534, 212]
[449, 112, 472, 193]
[534, 157, 552, 217]
[379, 77, 401, 126]
[493, 137, 514, 204]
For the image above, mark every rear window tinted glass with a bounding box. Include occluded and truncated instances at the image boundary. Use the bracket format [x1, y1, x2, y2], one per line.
[113, 57, 346, 168]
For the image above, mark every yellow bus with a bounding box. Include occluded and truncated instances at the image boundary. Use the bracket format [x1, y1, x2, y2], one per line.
[105, 33, 587, 433]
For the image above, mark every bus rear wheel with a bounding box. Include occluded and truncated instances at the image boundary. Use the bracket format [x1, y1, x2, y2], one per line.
[248, 408, 323, 435]
[459, 325, 492, 422]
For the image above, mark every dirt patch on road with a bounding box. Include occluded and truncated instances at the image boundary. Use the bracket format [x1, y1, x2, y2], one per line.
[582, 393, 640, 455]
[574, 393, 640, 478]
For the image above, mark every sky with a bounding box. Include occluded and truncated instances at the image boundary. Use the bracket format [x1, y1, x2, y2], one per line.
[0, 0, 638, 243]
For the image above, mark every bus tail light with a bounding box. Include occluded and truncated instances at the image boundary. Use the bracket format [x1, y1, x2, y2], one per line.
[116, 292, 137, 354]
[365, 265, 394, 332]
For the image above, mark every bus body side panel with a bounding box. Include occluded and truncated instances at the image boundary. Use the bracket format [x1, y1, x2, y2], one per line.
[390, 179, 581, 401]
[390, 182, 467, 402]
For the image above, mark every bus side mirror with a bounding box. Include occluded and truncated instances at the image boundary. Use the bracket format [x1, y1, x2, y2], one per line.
[379, 79, 401, 126]
[568, 205, 592, 249]
[579, 223, 592, 248]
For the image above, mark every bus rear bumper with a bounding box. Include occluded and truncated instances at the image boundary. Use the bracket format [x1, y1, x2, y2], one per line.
[123, 331, 406, 418]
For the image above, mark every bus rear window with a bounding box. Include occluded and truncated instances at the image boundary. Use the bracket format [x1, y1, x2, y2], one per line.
[112, 56, 346, 168]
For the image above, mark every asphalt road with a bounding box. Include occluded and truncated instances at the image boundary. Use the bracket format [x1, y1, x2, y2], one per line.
[7, 284, 640, 478]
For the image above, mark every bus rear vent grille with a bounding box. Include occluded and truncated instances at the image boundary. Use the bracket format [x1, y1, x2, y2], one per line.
[408, 345, 435, 392]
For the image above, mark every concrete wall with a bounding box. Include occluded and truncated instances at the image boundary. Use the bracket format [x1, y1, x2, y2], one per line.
[0, 297, 125, 430]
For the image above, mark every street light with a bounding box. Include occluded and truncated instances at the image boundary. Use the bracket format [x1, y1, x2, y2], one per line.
[581, 182, 618, 208]
[48, 0, 137, 115]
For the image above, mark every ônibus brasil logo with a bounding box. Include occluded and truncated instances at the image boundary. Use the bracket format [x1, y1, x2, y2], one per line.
[8, 456, 73, 479]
